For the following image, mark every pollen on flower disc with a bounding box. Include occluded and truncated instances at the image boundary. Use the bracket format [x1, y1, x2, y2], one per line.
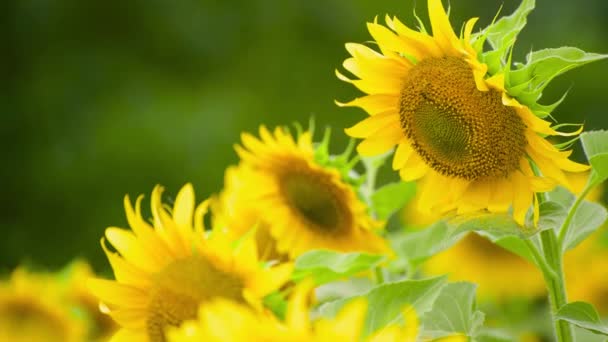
[399, 56, 527, 180]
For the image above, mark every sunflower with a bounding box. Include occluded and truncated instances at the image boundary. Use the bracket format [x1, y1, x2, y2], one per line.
[166, 281, 451, 342]
[0, 268, 86, 342]
[215, 125, 389, 260]
[565, 232, 608, 314]
[62, 260, 118, 340]
[88, 184, 293, 342]
[337, 0, 589, 225]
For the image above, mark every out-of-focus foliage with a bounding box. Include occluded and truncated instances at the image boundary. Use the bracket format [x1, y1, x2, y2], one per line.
[2, 0, 607, 272]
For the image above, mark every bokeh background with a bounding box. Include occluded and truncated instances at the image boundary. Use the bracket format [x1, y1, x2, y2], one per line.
[3, 0, 608, 273]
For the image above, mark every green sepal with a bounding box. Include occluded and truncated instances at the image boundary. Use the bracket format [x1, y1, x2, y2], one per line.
[508, 47, 608, 111]
[479, 0, 535, 66]
[528, 89, 570, 118]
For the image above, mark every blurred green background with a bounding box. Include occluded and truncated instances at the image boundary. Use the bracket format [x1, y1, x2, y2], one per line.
[3, 0, 607, 272]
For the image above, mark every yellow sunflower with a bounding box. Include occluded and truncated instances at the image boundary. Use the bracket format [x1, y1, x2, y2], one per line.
[215, 125, 389, 260]
[88, 184, 293, 342]
[0, 268, 86, 342]
[166, 281, 459, 342]
[337, 0, 588, 225]
[565, 232, 608, 314]
[564, 176, 607, 313]
[62, 260, 118, 340]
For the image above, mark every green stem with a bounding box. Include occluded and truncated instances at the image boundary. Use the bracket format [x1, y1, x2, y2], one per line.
[540, 228, 573, 342]
[373, 266, 385, 284]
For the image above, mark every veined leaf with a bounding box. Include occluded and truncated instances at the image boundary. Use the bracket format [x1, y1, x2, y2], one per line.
[562, 200, 607, 251]
[581, 130, 608, 186]
[318, 276, 447, 338]
[292, 250, 386, 285]
[421, 282, 485, 339]
[390, 221, 468, 266]
[556, 302, 608, 336]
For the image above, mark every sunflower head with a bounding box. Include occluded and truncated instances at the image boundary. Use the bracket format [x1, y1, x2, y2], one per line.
[0, 268, 86, 342]
[338, 0, 595, 226]
[215, 125, 389, 260]
[88, 184, 293, 342]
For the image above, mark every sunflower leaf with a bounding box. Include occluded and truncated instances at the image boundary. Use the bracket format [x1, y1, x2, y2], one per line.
[561, 199, 607, 251]
[480, 0, 535, 70]
[581, 130, 608, 187]
[390, 221, 468, 267]
[544, 186, 607, 251]
[371, 181, 416, 220]
[448, 213, 539, 265]
[420, 282, 485, 339]
[317, 276, 447, 338]
[292, 250, 386, 285]
[556, 302, 608, 336]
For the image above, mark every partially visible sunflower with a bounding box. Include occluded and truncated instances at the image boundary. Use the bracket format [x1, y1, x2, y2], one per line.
[565, 232, 608, 314]
[88, 184, 293, 342]
[215, 125, 388, 260]
[167, 281, 460, 342]
[62, 260, 118, 340]
[337, 0, 591, 225]
[564, 175, 607, 313]
[0, 268, 86, 342]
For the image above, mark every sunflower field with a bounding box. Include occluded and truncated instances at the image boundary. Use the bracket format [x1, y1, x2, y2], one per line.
[3, 0, 608, 341]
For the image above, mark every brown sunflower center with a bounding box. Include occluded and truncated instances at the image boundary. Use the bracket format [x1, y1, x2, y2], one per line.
[279, 161, 352, 233]
[147, 256, 245, 342]
[399, 56, 526, 180]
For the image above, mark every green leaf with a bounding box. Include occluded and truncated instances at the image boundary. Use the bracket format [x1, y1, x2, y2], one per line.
[562, 200, 607, 251]
[392, 213, 538, 267]
[480, 0, 535, 70]
[581, 130, 608, 186]
[545, 186, 607, 252]
[318, 276, 447, 338]
[536, 201, 569, 232]
[390, 221, 467, 266]
[509, 48, 608, 109]
[292, 250, 386, 285]
[371, 181, 416, 220]
[421, 282, 484, 339]
[448, 213, 539, 265]
[556, 301, 608, 336]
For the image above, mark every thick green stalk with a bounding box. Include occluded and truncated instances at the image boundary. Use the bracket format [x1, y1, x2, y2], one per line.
[540, 229, 573, 342]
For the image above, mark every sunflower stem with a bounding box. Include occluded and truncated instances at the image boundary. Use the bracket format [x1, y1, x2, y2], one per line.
[373, 266, 385, 284]
[539, 228, 573, 342]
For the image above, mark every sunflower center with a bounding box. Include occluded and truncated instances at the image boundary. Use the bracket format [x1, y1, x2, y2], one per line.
[399, 56, 526, 180]
[147, 256, 245, 342]
[279, 162, 352, 233]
